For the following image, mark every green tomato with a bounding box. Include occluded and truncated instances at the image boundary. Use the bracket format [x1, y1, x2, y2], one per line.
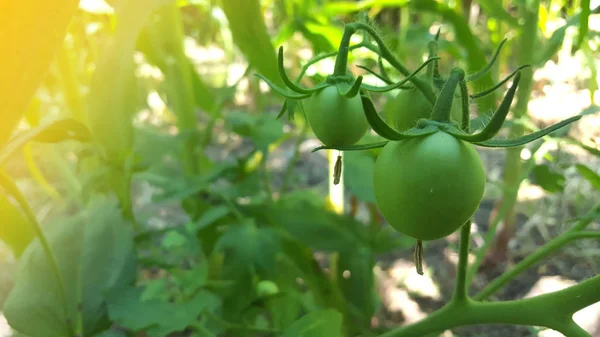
[384, 83, 464, 131]
[373, 131, 485, 241]
[256, 280, 279, 298]
[305, 85, 368, 147]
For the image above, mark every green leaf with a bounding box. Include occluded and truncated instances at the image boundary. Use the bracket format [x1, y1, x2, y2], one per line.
[0, 193, 34, 257]
[343, 151, 376, 204]
[87, 0, 169, 162]
[337, 247, 378, 331]
[477, 0, 519, 27]
[188, 205, 231, 233]
[0, 0, 80, 147]
[4, 196, 136, 337]
[220, 0, 281, 86]
[215, 220, 280, 277]
[107, 286, 221, 337]
[531, 164, 565, 193]
[576, 164, 600, 190]
[269, 192, 370, 254]
[572, 0, 591, 53]
[0, 118, 91, 168]
[95, 329, 128, 337]
[282, 309, 343, 337]
[252, 116, 284, 151]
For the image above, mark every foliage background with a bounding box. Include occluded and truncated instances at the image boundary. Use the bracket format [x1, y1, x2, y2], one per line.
[0, 0, 599, 336]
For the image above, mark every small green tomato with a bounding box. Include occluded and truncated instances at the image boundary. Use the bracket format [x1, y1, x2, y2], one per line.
[384, 83, 464, 131]
[305, 85, 368, 147]
[373, 131, 485, 241]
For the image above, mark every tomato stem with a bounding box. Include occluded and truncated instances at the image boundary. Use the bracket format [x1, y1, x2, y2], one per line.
[333, 25, 357, 76]
[431, 67, 465, 123]
[352, 22, 437, 103]
[452, 221, 472, 302]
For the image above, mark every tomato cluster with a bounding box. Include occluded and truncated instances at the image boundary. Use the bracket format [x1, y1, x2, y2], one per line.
[258, 25, 580, 245]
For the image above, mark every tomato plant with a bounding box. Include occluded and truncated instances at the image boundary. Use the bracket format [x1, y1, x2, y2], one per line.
[373, 131, 485, 240]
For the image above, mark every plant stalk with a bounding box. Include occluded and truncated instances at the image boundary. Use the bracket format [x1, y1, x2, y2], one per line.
[487, 0, 540, 266]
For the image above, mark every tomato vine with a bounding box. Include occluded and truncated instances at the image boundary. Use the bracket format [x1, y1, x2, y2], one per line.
[256, 19, 593, 337]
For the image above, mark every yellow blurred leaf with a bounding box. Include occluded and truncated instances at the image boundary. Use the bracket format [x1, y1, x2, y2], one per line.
[0, 0, 80, 147]
[0, 193, 34, 258]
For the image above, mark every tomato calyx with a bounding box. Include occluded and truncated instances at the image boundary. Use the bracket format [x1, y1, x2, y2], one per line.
[313, 35, 581, 153]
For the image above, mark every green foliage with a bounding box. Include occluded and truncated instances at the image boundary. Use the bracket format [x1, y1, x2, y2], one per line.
[0, 194, 33, 257]
[2, 2, 600, 337]
[220, 0, 281, 85]
[0, 0, 79, 146]
[281, 309, 343, 337]
[4, 196, 136, 337]
[107, 286, 220, 337]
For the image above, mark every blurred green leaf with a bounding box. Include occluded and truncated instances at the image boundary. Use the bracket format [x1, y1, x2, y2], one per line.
[323, 0, 409, 15]
[220, 0, 282, 86]
[572, 0, 591, 53]
[337, 247, 378, 331]
[0, 0, 80, 147]
[0, 193, 34, 258]
[252, 116, 284, 151]
[0, 118, 91, 168]
[269, 192, 370, 254]
[576, 164, 600, 190]
[372, 226, 415, 253]
[95, 329, 128, 337]
[344, 151, 376, 204]
[269, 258, 304, 330]
[215, 220, 280, 276]
[107, 286, 220, 337]
[188, 206, 231, 233]
[87, 0, 170, 162]
[531, 164, 565, 193]
[282, 309, 343, 337]
[4, 196, 136, 337]
[477, 0, 519, 27]
[535, 6, 600, 66]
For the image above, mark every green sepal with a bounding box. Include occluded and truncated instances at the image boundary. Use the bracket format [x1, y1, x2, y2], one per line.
[356, 65, 393, 85]
[449, 71, 521, 142]
[378, 56, 391, 83]
[467, 38, 508, 82]
[472, 115, 582, 148]
[431, 67, 465, 122]
[276, 99, 301, 120]
[255, 74, 313, 100]
[471, 65, 530, 99]
[276, 100, 288, 119]
[361, 95, 439, 141]
[312, 141, 389, 153]
[459, 80, 470, 132]
[341, 76, 363, 98]
[361, 57, 439, 93]
[277, 46, 326, 95]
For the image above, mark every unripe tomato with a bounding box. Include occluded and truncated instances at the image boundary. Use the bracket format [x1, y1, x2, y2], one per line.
[256, 280, 279, 298]
[373, 132, 485, 241]
[384, 84, 464, 131]
[305, 85, 368, 147]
